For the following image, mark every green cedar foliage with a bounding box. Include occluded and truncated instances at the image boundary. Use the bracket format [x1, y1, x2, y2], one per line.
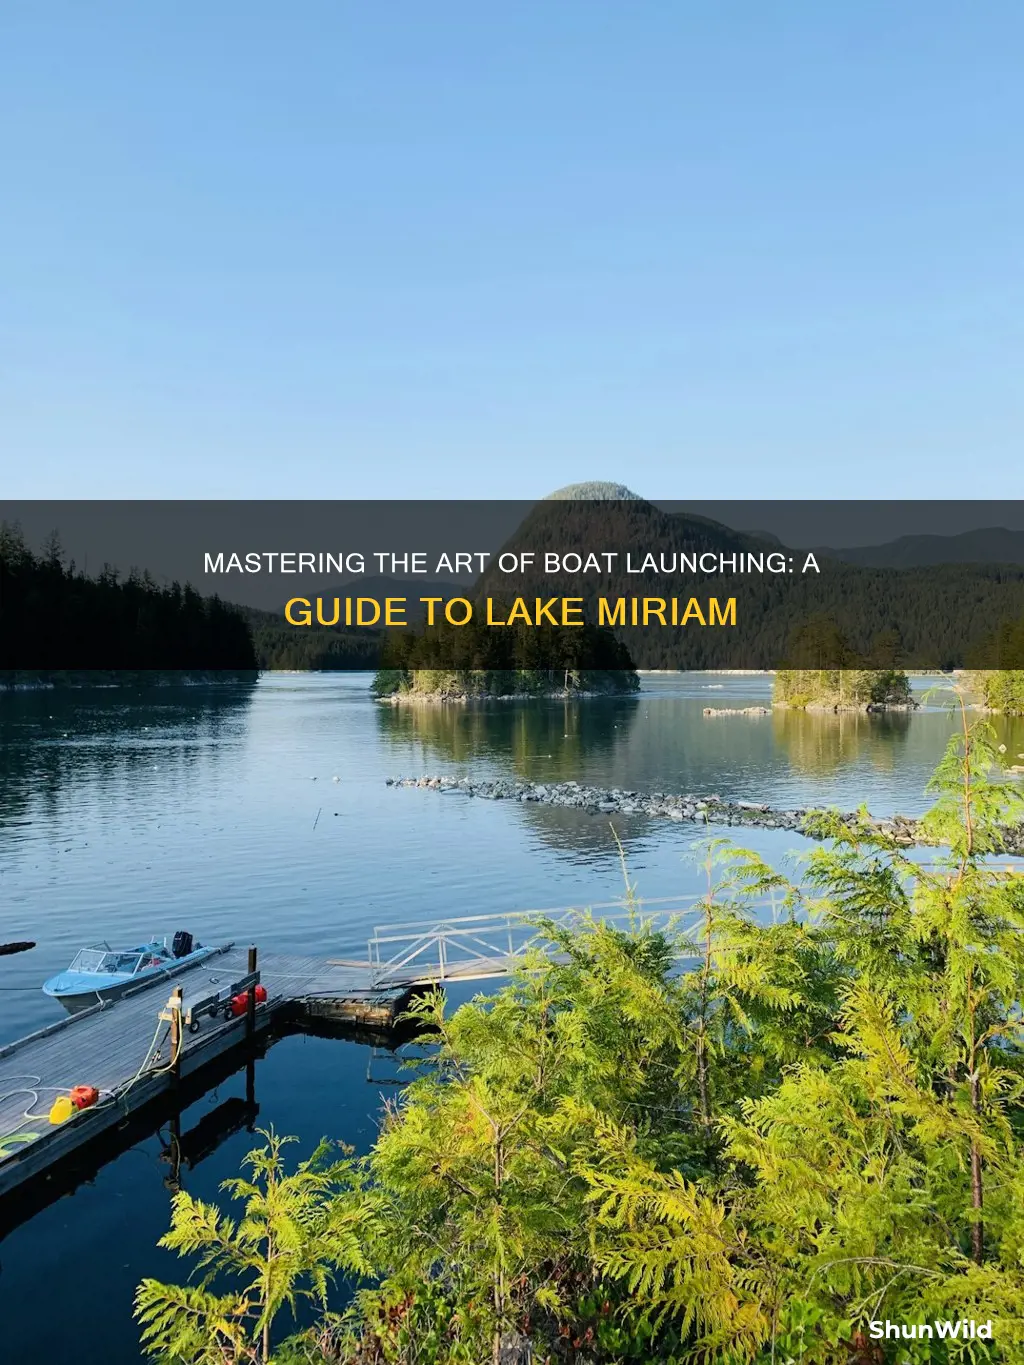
[963, 669, 1024, 715]
[135, 1130, 374, 1364]
[139, 713, 1024, 1364]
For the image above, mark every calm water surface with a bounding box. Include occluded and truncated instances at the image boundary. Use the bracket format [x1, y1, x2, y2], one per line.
[1, 673, 1020, 1362]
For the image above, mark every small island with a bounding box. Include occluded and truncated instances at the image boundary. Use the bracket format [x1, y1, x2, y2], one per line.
[372, 666, 640, 703]
[773, 667, 915, 712]
[963, 669, 1024, 715]
[372, 613, 640, 702]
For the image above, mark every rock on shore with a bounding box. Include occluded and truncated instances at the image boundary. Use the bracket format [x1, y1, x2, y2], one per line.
[385, 774, 1024, 852]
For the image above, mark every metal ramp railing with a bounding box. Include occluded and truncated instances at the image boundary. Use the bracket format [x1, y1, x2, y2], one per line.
[365, 890, 787, 988]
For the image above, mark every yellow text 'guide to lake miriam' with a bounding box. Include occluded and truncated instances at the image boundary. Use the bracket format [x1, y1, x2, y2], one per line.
[282, 595, 738, 628]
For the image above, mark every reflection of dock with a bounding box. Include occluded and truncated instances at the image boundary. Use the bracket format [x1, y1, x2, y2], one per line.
[0, 896, 749, 1206]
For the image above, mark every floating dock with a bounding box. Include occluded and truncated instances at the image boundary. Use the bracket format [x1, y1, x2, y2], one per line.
[0, 895, 726, 1211]
[0, 945, 417, 1202]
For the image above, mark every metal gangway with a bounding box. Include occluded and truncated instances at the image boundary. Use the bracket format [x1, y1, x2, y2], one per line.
[364, 890, 791, 989]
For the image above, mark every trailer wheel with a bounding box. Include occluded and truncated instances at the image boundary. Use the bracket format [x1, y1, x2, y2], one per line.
[188, 1019, 201, 1035]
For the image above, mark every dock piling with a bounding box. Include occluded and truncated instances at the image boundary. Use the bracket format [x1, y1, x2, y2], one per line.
[246, 946, 258, 1042]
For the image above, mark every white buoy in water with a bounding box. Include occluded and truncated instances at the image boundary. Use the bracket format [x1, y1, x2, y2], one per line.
[332, 775, 340, 782]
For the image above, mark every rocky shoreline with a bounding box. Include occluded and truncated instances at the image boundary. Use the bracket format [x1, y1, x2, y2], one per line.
[702, 706, 771, 716]
[701, 703, 920, 717]
[385, 774, 1024, 853]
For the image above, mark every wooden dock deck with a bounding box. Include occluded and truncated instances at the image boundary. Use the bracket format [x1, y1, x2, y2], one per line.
[0, 894, 754, 1208]
[0, 945, 413, 1201]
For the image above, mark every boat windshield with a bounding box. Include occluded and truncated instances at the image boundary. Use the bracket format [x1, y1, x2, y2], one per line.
[115, 952, 147, 974]
[69, 948, 109, 973]
[69, 948, 149, 975]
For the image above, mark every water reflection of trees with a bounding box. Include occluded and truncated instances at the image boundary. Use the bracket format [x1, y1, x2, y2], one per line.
[381, 695, 922, 790]
[0, 684, 257, 828]
[769, 708, 912, 776]
[770, 705, 1024, 782]
[377, 696, 641, 778]
[375, 694, 1024, 862]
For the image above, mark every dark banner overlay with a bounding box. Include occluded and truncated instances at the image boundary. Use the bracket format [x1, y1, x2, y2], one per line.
[3, 499, 1024, 675]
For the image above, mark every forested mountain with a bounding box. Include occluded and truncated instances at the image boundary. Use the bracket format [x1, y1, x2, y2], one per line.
[254, 497, 1024, 673]
[474, 496, 1024, 670]
[243, 606, 380, 671]
[544, 480, 645, 501]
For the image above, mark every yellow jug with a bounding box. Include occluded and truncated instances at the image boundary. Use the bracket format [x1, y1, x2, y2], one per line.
[49, 1095, 75, 1125]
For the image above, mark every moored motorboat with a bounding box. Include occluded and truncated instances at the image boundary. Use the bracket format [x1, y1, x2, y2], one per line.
[42, 931, 222, 1013]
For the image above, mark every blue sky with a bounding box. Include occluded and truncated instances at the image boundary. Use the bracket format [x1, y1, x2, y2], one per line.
[1, 3, 1021, 499]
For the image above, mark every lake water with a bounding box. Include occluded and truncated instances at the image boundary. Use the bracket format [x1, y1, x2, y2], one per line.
[1, 673, 1021, 1362]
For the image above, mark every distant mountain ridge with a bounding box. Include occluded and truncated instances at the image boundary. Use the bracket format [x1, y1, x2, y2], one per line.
[809, 527, 1024, 569]
[471, 494, 1024, 670]
[556, 495, 1024, 569]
